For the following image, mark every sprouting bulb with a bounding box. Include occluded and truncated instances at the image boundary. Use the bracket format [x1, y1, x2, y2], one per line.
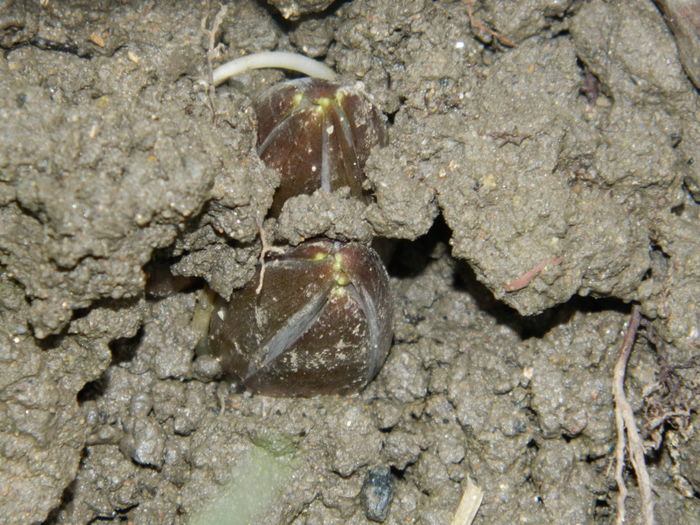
[254, 78, 387, 215]
[206, 239, 393, 396]
[211, 51, 386, 216]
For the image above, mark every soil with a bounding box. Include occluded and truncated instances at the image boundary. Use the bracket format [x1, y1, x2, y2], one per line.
[0, 0, 698, 524]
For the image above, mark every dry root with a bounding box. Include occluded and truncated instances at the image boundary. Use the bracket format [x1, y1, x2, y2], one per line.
[463, 0, 517, 48]
[612, 306, 655, 525]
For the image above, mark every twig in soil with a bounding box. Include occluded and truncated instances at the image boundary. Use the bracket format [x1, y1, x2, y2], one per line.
[503, 256, 562, 292]
[451, 476, 484, 525]
[255, 215, 284, 295]
[612, 305, 655, 525]
[463, 0, 517, 48]
[201, 3, 228, 116]
[485, 129, 532, 147]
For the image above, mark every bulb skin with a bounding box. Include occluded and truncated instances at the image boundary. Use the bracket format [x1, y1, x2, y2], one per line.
[254, 78, 386, 215]
[206, 240, 393, 396]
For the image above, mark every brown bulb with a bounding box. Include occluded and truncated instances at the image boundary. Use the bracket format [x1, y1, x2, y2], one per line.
[254, 78, 386, 215]
[206, 239, 393, 396]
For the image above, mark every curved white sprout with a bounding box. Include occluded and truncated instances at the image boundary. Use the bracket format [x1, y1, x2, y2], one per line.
[212, 51, 337, 86]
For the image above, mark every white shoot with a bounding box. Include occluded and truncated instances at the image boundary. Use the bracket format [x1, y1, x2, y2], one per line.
[212, 51, 337, 86]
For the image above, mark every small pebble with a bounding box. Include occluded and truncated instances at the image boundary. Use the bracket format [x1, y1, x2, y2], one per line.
[360, 465, 395, 523]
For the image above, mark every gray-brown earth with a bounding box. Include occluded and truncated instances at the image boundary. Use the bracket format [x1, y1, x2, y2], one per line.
[0, 1, 698, 524]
